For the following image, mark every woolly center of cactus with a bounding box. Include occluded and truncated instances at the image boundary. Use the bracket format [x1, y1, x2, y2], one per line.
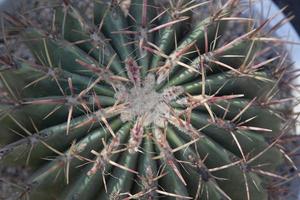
[115, 73, 184, 127]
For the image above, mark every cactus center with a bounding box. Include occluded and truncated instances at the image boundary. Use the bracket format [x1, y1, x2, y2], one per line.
[115, 73, 184, 127]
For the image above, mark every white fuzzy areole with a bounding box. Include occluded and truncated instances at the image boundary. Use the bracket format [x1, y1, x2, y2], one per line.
[115, 73, 183, 127]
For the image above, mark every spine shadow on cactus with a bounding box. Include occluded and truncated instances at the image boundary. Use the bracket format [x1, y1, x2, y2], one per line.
[0, 0, 296, 199]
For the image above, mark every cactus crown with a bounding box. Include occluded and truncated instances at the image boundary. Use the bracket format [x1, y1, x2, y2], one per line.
[0, 0, 297, 199]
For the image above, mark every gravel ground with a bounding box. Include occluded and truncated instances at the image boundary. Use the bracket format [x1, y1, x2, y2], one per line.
[0, 165, 29, 200]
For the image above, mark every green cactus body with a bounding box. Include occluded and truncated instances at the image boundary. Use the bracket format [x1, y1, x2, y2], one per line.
[0, 0, 290, 199]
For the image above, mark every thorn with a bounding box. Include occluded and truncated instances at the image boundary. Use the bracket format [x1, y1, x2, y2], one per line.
[156, 190, 192, 199]
[66, 105, 73, 135]
[108, 159, 138, 174]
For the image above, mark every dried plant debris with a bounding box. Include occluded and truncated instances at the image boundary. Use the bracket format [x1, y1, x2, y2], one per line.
[0, 0, 299, 199]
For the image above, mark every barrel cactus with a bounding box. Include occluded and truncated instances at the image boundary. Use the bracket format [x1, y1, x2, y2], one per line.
[0, 0, 296, 199]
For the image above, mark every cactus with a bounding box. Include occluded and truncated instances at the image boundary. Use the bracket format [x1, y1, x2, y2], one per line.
[0, 0, 296, 199]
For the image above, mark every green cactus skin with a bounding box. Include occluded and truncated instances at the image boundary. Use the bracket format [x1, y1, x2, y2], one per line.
[0, 0, 292, 199]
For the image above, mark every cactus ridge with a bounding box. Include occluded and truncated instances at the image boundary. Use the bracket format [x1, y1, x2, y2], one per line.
[0, 0, 296, 199]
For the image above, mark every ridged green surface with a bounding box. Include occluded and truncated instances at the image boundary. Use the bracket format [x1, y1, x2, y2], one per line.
[0, 0, 288, 199]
